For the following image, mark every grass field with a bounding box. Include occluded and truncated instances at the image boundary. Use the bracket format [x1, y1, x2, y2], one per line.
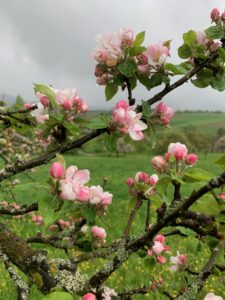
[0, 151, 224, 299]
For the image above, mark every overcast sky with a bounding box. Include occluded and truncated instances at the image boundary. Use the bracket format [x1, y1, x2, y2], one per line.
[0, 0, 225, 111]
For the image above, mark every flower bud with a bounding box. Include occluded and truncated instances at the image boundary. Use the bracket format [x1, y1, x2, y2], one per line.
[49, 162, 65, 179]
[186, 153, 198, 165]
[211, 8, 220, 22]
[151, 156, 166, 172]
[82, 293, 96, 300]
[91, 226, 107, 239]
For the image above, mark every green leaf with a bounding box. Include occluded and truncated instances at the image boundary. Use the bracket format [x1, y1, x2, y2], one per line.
[149, 73, 163, 88]
[133, 31, 145, 46]
[183, 30, 197, 46]
[218, 48, 225, 62]
[165, 63, 188, 75]
[141, 100, 151, 120]
[176, 227, 196, 237]
[105, 82, 118, 100]
[63, 121, 79, 135]
[205, 25, 224, 39]
[129, 46, 146, 57]
[196, 68, 213, 82]
[137, 74, 152, 90]
[178, 44, 192, 59]
[182, 168, 214, 183]
[156, 176, 172, 203]
[191, 79, 209, 88]
[214, 153, 225, 169]
[211, 75, 225, 91]
[129, 77, 137, 90]
[42, 291, 73, 300]
[87, 115, 109, 129]
[33, 84, 57, 108]
[81, 206, 96, 223]
[38, 196, 60, 227]
[118, 60, 137, 77]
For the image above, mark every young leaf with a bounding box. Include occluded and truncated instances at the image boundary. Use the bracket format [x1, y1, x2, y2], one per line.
[33, 83, 57, 108]
[133, 31, 145, 46]
[183, 30, 197, 46]
[42, 291, 73, 300]
[105, 82, 118, 100]
[214, 153, 225, 169]
[178, 44, 192, 59]
[182, 168, 214, 183]
[205, 25, 224, 39]
[87, 115, 109, 129]
[165, 63, 188, 75]
[129, 46, 146, 57]
[118, 60, 137, 77]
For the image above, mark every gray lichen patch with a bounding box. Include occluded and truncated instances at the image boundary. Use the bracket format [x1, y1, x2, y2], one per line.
[55, 270, 88, 294]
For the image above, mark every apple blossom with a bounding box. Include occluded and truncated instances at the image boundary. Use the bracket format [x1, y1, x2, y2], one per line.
[36, 92, 49, 107]
[155, 102, 174, 126]
[151, 156, 167, 173]
[36, 114, 49, 124]
[126, 177, 135, 187]
[203, 293, 223, 300]
[196, 31, 207, 45]
[91, 226, 107, 239]
[144, 42, 170, 68]
[120, 27, 134, 46]
[219, 192, 225, 200]
[23, 103, 32, 109]
[49, 162, 65, 179]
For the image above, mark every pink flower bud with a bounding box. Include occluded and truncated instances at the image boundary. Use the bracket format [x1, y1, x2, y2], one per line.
[211, 8, 220, 22]
[126, 177, 135, 187]
[210, 42, 220, 52]
[24, 103, 32, 109]
[115, 99, 128, 110]
[36, 92, 49, 107]
[221, 11, 225, 21]
[219, 192, 225, 200]
[49, 162, 65, 179]
[186, 153, 198, 165]
[82, 293, 96, 300]
[156, 255, 166, 264]
[168, 142, 188, 161]
[81, 101, 89, 113]
[94, 65, 105, 77]
[135, 172, 149, 183]
[151, 156, 166, 172]
[149, 174, 159, 186]
[62, 99, 72, 110]
[155, 234, 165, 243]
[91, 226, 107, 239]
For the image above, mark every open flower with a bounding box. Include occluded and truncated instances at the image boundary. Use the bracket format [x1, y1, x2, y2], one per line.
[169, 251, 188, 271]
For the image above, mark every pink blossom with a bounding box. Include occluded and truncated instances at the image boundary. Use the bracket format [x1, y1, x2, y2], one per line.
[49, 162, 65, 179]
[74, 98, 89, 113]
[149, 174, 159, 186]
[219, 192, 225, 200]
[59, 166, 90, 201]
[168, 142, 188, 161]
[115, 99, 129, 110]
[120, 28, 134, 45]
[94, 65, 105, 77]
[135, 172, 149, 183]
[155, 234, 165, 244]
[137, 64, 150, 74]
[82, 293, 96, 300]
[36, 92, 49, 107]
[0, 201, 8, 206]
[36, 114, 49, 124]
[144, 43, 170, 67]
[211, 8, 220, 22]
[89, 185, 112, 207]
[32, 215, 43, 226]
[93, 48, 108, 63]
[186, 153, 198, 165]
[24, 103, 32, 109]
[91, 226, 107, 239]
[196, 31, 207, 45]
[96, 74, 109, 85]
[151, 156, 166, 173]
[152, 241, 165, 255]
[126, 177, 135, 187]
[156, 255, 166, 264]
[210, 42, 220, 52]
[170, 251, 188, 271]
[155, 102, 174, 125]
[204, 293, 223, 300]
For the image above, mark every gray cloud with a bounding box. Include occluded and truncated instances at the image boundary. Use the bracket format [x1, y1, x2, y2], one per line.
[0, 0, 225, 110]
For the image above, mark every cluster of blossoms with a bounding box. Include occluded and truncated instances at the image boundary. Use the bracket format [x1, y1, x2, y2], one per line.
[93, 28, 170, 85]
[149, 277, 164, 291]
[35, 87, 88, 124]
[152, 102, 174, 126]
[151, 142, 198, 174]
[112, 100, 147, 141]
[147, 234, 169, 264]
[126, 171, 158, 197]
[31, 215, 43, 226]
[0, 128, 43, 165]
[49, 162, 112, 210]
